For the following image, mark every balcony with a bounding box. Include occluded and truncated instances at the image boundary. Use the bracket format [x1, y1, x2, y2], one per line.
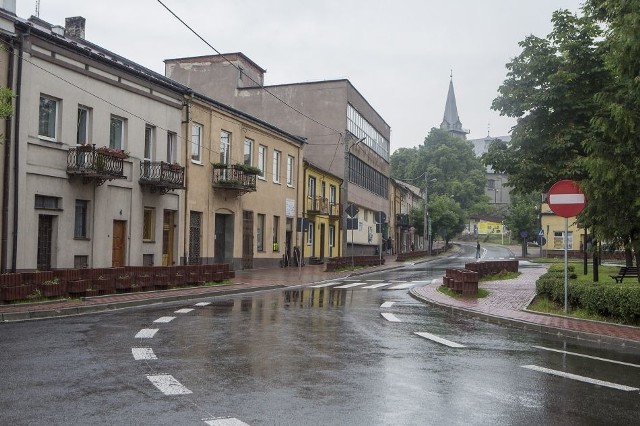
[67, 145, 127, 186]
[211, 163, 258, 195]
[306, 196, 329, 214]
[329, 202, 341, 218]
[396, 213, 411, 228]
[139, 161, 185, 194]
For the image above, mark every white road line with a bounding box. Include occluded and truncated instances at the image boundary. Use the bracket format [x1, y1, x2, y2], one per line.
[147, 374, 193, 395]
[204, 418, 250, 426]
[361, 282, 393, 289]
[414, 332, 466, 348]
[310, 282, 340, 288]
[410, 280, 431, 284]
[175, 308, 194, 314]
[154, 316, 176, 323]
[387, 283, 414, 290]
[522, 365, 639, 392]
[380, 301, 395, 308]
[195, 302, 211, 307]
[333, 282, 367, 289]
[135, 328, 159, 339]
[132, 347, 157, 360]
[365, 279, 384, 282]
[381, 312, 402, 322]
[532, 346, 640, 368]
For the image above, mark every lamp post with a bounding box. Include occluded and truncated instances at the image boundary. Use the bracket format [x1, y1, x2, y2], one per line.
[424, 176, 437, 256]
[342, 134, 366, 260]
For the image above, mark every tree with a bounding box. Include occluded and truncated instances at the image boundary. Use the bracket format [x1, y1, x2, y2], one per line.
[428, 195, 465, 246]
[504, 193, 540, 255]
[486, 9, 606, 194]
[391, 128, 488, 213]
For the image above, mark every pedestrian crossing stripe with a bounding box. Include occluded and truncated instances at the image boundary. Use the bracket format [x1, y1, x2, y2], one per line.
[361, 282, 393, 289]
[333, 282, 367, 289]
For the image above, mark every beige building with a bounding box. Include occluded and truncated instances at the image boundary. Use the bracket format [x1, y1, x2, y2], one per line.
[302, 160, 342, 263]
[390, 179, 423, 254]
[183, 93, 305, 269]
[0, 11, 188, 271]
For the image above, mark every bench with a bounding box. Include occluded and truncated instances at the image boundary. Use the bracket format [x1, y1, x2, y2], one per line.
[610, 266, 639, 283]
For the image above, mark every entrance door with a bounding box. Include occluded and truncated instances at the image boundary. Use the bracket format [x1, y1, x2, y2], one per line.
[112, 220, 126, 267]
[162, 210, 175, 266]
[214, 213, 226, 264]
[319, 223, 325, 260]
[242, 210, 254, 269]
[37, 215, 53, 270]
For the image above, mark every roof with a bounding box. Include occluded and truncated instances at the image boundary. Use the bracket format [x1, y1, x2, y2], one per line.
[302, 159, 343, 183]
[164, 52, 267, 74]
[391, 178, 423, 198]
[440, 78, 469, 136]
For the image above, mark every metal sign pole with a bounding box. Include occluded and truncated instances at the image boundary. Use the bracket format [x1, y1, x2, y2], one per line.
[564, 217, 568, 313]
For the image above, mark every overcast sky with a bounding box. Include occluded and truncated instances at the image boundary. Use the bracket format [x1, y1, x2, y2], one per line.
[20, 0, 584, 152]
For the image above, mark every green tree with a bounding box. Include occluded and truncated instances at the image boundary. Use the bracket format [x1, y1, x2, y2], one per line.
[504, 193, 540, 254]
[486, 9, 605, 194]
[428, 195, 465, 246]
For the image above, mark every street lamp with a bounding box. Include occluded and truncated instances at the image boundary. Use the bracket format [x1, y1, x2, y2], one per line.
[424, 177, 437, 256]
[342, 134, 366, 260]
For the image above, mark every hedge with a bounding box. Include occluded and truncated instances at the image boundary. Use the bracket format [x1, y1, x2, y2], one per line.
[535, 272, 640, 324]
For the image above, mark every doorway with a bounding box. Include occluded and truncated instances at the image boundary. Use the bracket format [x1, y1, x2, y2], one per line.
[162, 210, 176, 266]
[112, 220, 126, 267]
[215, 213, 234, 264]
[319, 223, 325, 260]
[242, 210, 254, 269]
[37, 215, 54, 270]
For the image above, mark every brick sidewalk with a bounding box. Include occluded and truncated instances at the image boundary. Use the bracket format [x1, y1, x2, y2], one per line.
[411, 264, 640, 350]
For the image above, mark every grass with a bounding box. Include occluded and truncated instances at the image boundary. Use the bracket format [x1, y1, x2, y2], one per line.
[479, 271, 521, 282]
[438, 285, 489, 299]
[204, 280, 233, 287]
[528, 295, 611, 322]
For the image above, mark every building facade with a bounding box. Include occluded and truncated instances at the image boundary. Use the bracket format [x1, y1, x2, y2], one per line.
[184, 93, 304, 270]
[390, 179, 423, 254]
[165, 54, 391, 256]
[0, 11, 188, 272]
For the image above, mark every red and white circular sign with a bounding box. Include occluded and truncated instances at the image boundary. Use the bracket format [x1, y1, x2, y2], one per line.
[548, 180, 586, 218]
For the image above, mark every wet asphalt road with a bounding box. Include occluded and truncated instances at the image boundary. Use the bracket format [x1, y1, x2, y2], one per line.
[1, 245, 639, 425]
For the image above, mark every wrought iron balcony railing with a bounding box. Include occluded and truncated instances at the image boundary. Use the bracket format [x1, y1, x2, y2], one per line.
[329, 202, 341, 218]
[139, 161, 185, 194]
[67, 145, 126, 186]
[306, 196, 329, 214]
[396, 213, 411, 227]
[212, 164, 257, 194]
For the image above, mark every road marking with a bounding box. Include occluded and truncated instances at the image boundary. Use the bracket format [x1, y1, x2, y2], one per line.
[365, 279, 384, 282]
[310, 282, 340, 288]
[333, 282, 367, 289]
[387, 283, 414, 290]
[147, 374, 193, 395]
[195, 302, 211, 307]
[132, 347, 157, 360]
[361, 282, 392, 289]
[414, 332, 466, 348]
[135, 328, 159, 339]
[204, 418, 250, 426]
[154, 316, 176, 323]
[410, 280, 431, 284]
[175, 308, 194, 314]
[380, 301, 395, 308]
[532, 346, 640, 368]
[521, 365, 639, 391]
[381, 312, 401, 322]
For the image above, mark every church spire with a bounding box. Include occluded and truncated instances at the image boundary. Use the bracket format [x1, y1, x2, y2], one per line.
[440, 74, 469, 138]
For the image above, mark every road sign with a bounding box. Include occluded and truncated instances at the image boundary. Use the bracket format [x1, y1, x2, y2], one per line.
[520, 230, 529, 239]
[374, 211, 386, 223]
[345, 204, 359, 218]
[548, 180, 586, 218]
[538, 229, 544, 237]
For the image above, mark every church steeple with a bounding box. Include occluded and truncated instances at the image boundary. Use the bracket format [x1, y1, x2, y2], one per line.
[440, 74, 469, 138]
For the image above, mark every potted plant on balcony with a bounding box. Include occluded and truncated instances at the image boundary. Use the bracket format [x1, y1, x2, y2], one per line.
[212, 162, 228, 169]
[234, 163, 261, 175]
[96, 146, 130, 159]
[168, 162, 182, 172]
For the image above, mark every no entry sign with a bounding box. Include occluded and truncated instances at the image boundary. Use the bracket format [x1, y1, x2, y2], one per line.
[548, 180, 586, 218]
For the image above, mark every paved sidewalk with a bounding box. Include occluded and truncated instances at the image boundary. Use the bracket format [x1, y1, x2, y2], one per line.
[411, 263, 640, 351]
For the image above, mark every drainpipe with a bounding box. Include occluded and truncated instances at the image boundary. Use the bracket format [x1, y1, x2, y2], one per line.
[182, 95, 191, 265]
[10, 30, 24, 272]
[1, 37, 14, 273]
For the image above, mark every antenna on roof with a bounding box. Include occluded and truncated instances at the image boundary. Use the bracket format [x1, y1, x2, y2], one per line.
[35, 0, 40, 17]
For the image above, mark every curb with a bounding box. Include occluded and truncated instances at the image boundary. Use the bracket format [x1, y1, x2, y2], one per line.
[409, 287, 640, 352]
[0, 284, 285, 323]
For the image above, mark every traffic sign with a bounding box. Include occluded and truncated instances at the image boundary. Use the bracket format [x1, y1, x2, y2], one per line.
[345, 204, 359, 218]
[374, 211, 386, 223]
[548, 180, 586, 218]
[538, 229, 544, 237]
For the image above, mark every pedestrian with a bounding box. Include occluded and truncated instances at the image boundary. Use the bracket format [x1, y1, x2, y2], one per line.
[476, 241, 481, 259]
[411, 243, 415, 252]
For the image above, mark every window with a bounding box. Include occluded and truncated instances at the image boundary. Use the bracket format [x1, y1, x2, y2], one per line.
[167, 132, 177, 163]
[143, 254, 154, 266]
[553, 231, 573, 249]
[364, 209, 369, 221]
[329, 225, 335, 247]
[191, 123, 202, 162]
[74, 200, 88, 239]
[143, 207, 155, 241]
[77, 106, 90, 145]
[39, 95, 58, 140]
[257, 213, 265, 252]
[287, 155, 294, 186]
[144, 125, 154, 161]
[329, 185, 337, 204]
[188, 211, 202, 264]
[346, 104, 390, 161]
[308, 176, 316, 199]
[110, 115, 125, 149]
[487, 179, 496, 190]
[307, 222, 314, 245]
[273, 216, 280, 251]
[74, 255, 88, 268]
[220, 131, 231, 164]
[258, 145, 267, 179]
[244, 138, 253, 165]
[34, 195, 60, 210]
[273, 150, 281, 183]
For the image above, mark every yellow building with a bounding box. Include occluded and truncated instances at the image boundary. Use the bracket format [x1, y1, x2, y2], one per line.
[183, 93, 305, 269]
[540, 203, 585, 252]
[302, 160, 342, 262]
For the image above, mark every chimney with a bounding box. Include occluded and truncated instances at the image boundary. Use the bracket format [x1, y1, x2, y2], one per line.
[65, 16, 85, 39]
